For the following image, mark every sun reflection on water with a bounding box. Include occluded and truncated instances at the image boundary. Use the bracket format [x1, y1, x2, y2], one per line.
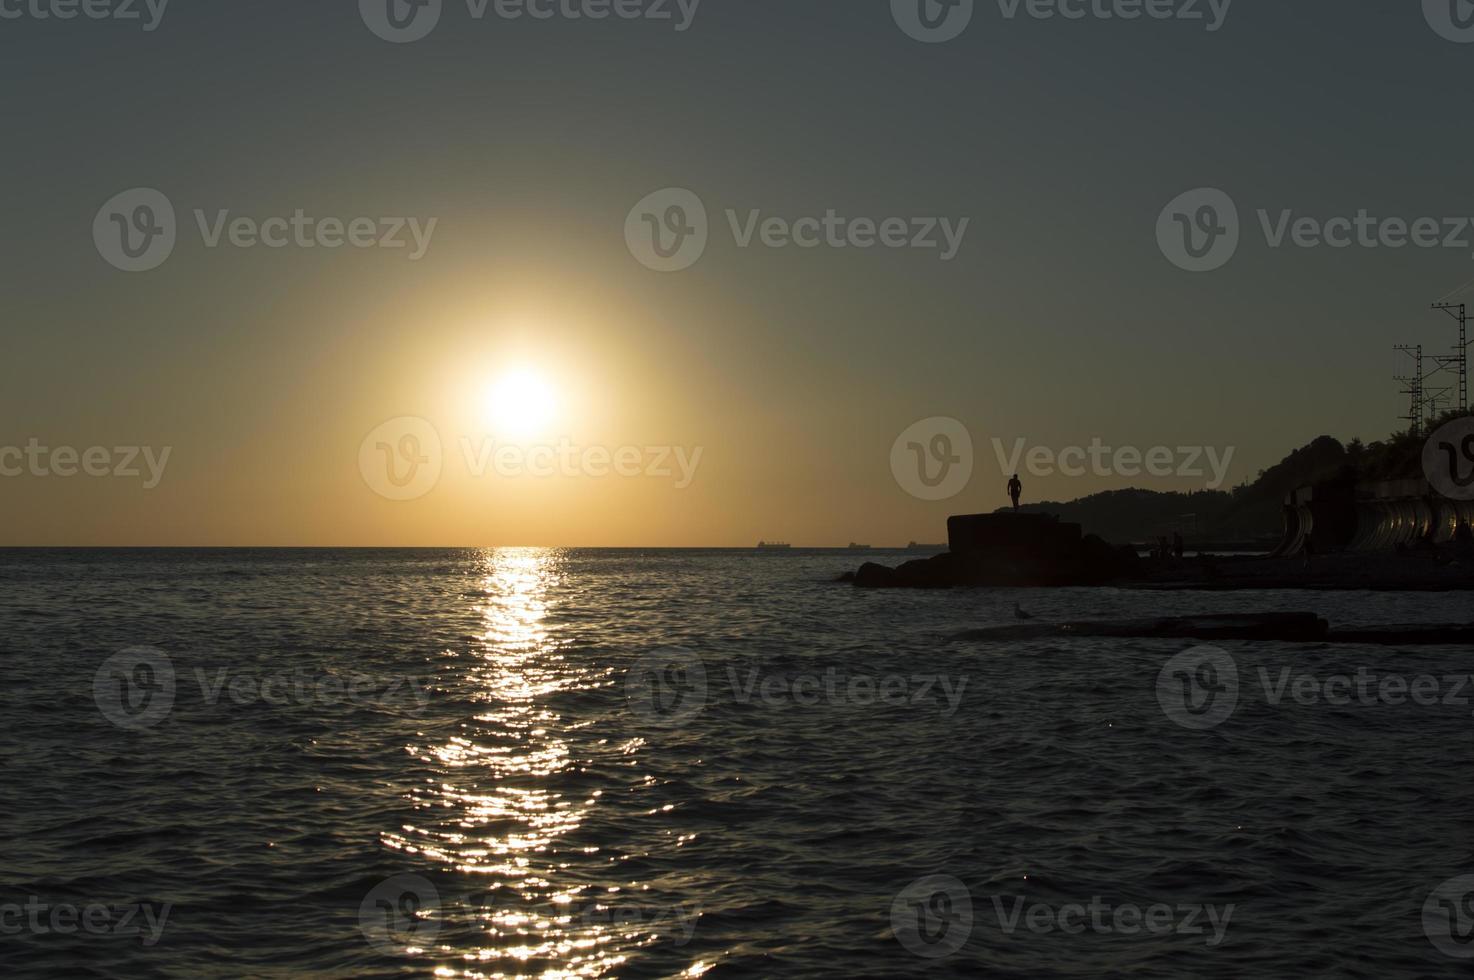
[381, 548, 645, 977]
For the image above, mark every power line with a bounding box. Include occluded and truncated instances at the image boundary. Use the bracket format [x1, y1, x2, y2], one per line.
[1435, 274, 1474, 304]
[1430, 302, 1469, 413]
[1395, 344, 1425, 437]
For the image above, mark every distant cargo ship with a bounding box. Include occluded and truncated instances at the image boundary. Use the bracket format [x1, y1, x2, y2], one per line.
[848, 543, 873, 550]
[757, 541, 792, 550]
[907, 541, 946, 551]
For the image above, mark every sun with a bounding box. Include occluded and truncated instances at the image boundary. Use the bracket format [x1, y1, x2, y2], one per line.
[482, 366, 559, 440]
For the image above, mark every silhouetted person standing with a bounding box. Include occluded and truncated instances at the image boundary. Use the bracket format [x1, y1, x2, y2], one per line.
[1007, 474, 1022, 512]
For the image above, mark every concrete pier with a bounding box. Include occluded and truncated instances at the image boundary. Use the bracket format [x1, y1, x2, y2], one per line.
[851, 513, 1131, 589]
[948, 513, 1084, 558]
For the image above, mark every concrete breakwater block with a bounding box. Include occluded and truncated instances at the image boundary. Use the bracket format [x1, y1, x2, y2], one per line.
[850, 513, 1136, 589]
[947, 513, 1083, 557]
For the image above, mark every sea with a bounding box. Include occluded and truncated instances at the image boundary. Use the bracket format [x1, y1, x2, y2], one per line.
[0, 548, 1470, 978]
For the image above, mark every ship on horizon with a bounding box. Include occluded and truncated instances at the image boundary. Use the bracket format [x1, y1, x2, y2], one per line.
[757, 541, 792, 550]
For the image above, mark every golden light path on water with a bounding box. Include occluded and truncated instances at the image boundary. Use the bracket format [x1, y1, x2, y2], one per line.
[380, 549, 712, 978]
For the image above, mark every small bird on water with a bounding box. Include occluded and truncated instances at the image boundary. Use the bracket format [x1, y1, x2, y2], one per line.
[1014, 603, 1034, 620]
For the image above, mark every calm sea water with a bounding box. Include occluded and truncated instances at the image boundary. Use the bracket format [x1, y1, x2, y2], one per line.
[0, 548, 1470, 978]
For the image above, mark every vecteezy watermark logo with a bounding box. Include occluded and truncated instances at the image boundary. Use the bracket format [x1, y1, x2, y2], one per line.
[625, 646, 708, 724]
[626, 188, 709, 272]
[626, 189, 970, 270]
[361, 0, 444, 43]
[1159, 653, 1474, 728]
[360, 422, 702, 497]
[729, 667, 969, 715]
[94, 188, 438, 271]
[0, 440, 173, 489]
[1424, 874, 1474, 958]
[578, 901, 699, 943]
[994, 0, 1231, 30]
[725, 209, 968, 260]
[1424, 416, 1474, 501]
[1157, 188, 1239, 273]
[1257, 667, 1474, 712]
[1161, 188, 1474, 272]
[453, 888, 698, 945]
[459, 438, 703, 488]
[989, 895, 1235, 945]
[93, 647, 176, 731]
[892, 0, 974, 43]
[1424, 0, 1474, 43]
[94, 656, 433, 730]
[891, 417, 974, 501]
[891, 875, 973, 958]
[94, 188, 177, 273]
[0, 0, 170, 30]
[193, 668, 432, 714]
[894, 0, 1231, 42]
[0, 898, 172, 946]
[990, 437, 1236, 489]
[627, 651, 971, 723]
[359, 874, 441, 955]
[361, 0, 701, 42]
[359, 417, 444, 501]
[1156, 646, 1238, 730]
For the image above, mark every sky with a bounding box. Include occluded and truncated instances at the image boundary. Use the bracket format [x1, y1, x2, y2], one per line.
[3, 0, 1473, 546]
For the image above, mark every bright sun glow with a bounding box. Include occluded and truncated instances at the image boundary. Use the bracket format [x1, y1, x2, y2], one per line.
[482, 367, 559, 440]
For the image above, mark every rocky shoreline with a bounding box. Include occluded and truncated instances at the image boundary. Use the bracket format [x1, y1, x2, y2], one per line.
[1123, 553, 1474, 592]
[947, 612, 1474, 645]
[842, 512, 1474, 592]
